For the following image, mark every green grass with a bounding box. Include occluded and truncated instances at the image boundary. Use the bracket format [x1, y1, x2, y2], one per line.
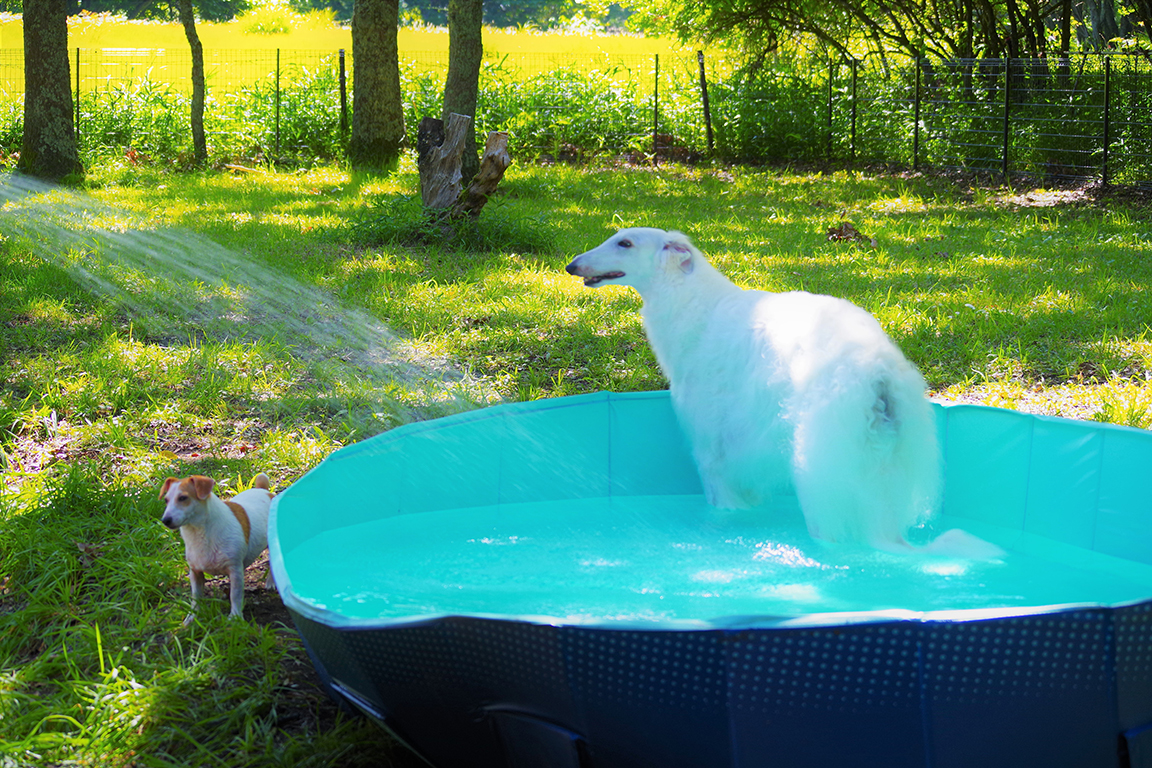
[2, 158, 1151, 765]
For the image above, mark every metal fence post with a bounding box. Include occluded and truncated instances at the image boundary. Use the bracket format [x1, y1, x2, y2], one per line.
[1103, 55, 1111, 186]
[339, 49, 348, 137]
[697, 51, 714, 156]
[828, 59, 834, 158]
[275, 49, 281, 158]
[653, 53, 659, 166]
[913, 58, 921, 171]
[1002, 58, 1011, 181]
[74, 48, 80, 144]
[851, 59, 858, 161]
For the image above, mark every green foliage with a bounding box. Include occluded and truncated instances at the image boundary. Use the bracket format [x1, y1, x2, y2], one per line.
[628, 0, 1151, 63]
[482, 62, 647, 158]
[399, 62, 445, 138]
[77, 76, 192, 162]
[241, 2, 296, 33]
[285, 0, 628, 28]
[707, 61, 829, 162]
[74, 0, 250, 22]
[4, 48, 1150, 184]
[0, 99, 21, 160]
[288, 0, 356, 23]
[232, 57, 347, 162]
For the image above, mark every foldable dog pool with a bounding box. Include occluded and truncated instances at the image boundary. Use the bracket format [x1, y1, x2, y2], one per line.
[269, 391, 1152, 768]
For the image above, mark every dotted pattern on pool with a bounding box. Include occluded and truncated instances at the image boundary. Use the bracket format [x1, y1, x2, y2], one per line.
[271, 391, 1152, 768]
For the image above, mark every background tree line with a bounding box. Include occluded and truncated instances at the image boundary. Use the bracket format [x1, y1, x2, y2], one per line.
[634, 0, 1152, 65]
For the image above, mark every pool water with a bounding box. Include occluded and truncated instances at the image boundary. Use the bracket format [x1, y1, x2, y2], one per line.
[282, 494, 1152, 624]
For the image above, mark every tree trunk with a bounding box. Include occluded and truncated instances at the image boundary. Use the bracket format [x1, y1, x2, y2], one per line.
[349, 0, 404, 173]
[1005, 0, 1021, 59]
[19, 0, 82, 181]
[176, 0, 207, 165]
[1086, 0, 1120, 49]
[1059, 0, 1072, 55]
[962, 0, 973, 59]
[1057, 0, 1072, 87]
[443, 0, 483, 183]
[1136, 0, 1152, 47]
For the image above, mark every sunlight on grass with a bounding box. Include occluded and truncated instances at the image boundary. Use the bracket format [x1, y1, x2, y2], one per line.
[868, 195, 928, 214]
[4, 159, 1152, 767]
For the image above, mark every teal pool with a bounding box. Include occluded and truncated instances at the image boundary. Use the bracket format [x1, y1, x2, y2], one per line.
[270, 391, 1152, 768]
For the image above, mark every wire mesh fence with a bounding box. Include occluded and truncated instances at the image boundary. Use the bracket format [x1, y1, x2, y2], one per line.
[824, 52, 1152, 187]
[0, 46, 1149, 187]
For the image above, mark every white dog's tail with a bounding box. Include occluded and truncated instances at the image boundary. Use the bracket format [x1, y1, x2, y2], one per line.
[789, 357, 940, 548]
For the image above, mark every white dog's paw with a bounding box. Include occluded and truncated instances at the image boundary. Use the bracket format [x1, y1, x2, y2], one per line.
[922, 528, 1006, 559]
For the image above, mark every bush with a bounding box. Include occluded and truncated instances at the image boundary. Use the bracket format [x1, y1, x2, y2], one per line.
[709, 62, 829, 163]
[229, 56, 347, 163]
[78, 77, 191, 162]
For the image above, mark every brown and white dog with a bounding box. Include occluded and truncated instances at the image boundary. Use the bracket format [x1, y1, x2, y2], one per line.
[160, 473, 274, 625]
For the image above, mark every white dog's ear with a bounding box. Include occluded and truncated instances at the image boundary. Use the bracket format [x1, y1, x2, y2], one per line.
[663, 232, 696, 274]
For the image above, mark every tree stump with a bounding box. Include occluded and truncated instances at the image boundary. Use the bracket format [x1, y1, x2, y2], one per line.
[417, 113, 511, 221]
[417, 113, 470, 209]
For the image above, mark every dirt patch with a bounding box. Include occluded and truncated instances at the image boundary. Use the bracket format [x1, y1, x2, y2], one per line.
[930, 382, 1132, 422]
[998, 187, 1096, 208]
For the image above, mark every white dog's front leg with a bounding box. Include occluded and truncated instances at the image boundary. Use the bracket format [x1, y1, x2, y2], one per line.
[227, 563, 246, 619]
[184, 569, 207, 626]
[696, 450, 759, 509]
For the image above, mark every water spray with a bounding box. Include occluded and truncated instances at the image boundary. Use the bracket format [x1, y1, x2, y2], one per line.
[0, 173, 500, 433]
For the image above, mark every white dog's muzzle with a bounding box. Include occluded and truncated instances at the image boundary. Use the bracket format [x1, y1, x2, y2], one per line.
[565, 256, 624, 287]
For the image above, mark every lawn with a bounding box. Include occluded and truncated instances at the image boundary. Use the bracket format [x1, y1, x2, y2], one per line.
[1, 158, 1151, 765]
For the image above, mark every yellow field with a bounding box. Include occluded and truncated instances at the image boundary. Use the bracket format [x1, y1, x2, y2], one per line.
[0, 9, 710, 96]
[0, 10, 689, 56]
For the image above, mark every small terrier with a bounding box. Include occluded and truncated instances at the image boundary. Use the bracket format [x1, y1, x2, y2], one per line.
[160, 473, 274, 625]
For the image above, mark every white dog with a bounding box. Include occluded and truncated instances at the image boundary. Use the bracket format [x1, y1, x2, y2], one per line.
[160, 473, 274, 624]
[566, 228, 941, 549]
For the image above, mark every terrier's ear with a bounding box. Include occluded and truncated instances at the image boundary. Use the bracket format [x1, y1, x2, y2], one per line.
[663, 231, 696, 274]
[190, 475, 215, 501]
[159, 477, 178, 500]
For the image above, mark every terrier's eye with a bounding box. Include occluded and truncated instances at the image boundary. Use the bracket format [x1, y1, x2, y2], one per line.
[176, 494, 188, 503]
[618, 239, 633, 248]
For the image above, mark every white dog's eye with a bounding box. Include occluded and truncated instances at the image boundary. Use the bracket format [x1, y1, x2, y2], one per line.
[618, 239, 633, 248]
[177, 494, 188, 503]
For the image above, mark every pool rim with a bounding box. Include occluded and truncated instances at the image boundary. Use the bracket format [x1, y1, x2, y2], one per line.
[268, 390, 1152, 634]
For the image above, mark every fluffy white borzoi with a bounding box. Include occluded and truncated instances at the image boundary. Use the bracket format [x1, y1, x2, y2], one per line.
[566, 227, 945, 550]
